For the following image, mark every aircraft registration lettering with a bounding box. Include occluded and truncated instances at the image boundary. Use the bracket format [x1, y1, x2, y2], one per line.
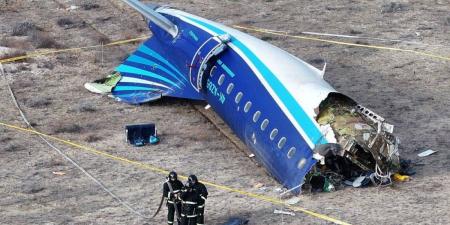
[207, 80, 226, 104]
[189, 30, 199, 41]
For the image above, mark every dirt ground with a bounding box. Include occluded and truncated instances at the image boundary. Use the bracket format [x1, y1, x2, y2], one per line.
[1, 0, 449, 224]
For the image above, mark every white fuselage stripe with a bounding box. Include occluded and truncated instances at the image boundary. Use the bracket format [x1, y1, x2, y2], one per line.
[120, 76, 173, 90]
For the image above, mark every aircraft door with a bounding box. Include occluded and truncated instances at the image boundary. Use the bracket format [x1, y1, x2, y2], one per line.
[189, 34, 230, 92]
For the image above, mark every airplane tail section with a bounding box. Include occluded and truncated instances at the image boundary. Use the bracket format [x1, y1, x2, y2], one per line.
[109, 38, 203, 104]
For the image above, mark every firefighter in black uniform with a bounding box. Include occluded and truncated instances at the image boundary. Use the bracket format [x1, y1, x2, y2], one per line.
[188, 175, 208, 225]
[163, 171, 184, 225]
[180, 177, 199, 225]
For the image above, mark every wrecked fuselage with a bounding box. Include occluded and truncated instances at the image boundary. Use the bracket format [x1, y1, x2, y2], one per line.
[314, 93, 400, 184]
[88, 2, 402, 193]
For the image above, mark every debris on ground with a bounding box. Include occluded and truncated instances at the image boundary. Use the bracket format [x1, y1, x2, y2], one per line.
[417, 149, 437, 157]
[149, 135, 160, 145]
[84, 72, 121, 94]
[285, 196, 301, 205]
[52, 171, 66, 176]
[253, 183, 264, 189]
[393, 173, 410, 182]
[352, 175, 369, 188]
[273, 209, 295, 216]
[125, 123, 158, 147]
[221, 217, 249, 225]
[258, 186, 268, 192]
[273, 187, 283, 193]
[398, 159, 416, 176]
[66, 5, 79, 11]
[307, 173, 338, 192]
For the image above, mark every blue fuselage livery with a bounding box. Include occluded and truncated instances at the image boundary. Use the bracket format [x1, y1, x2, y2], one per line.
[109, 4, 399, 192]
[100, 1, 402, 194]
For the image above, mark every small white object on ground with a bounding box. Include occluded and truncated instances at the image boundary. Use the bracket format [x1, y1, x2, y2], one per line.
[248, 153, 255, 158]
[352, 176, 366, 187]
[285, 196, 301, 205]
[253, 183, 264, 189]
[67, 5, 79, 11]
[52, 171, 66, 176]
[274, 209, 295, 216]
[274, 187, 283, 193]
[418, 149, 437, 157]
[204, 104, 211, 109]
[344, 180, 353, 186]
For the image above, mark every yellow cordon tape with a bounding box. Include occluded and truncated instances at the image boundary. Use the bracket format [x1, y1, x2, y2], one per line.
[233, 25, 450, 62]
[1, 25, 449, 64]
[0, 36, 150, 64]
[0, 121, 350, 225]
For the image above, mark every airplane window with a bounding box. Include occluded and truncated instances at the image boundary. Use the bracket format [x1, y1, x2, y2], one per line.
[235, 92, 243, 104]
[261, 119, 269, 131]
[297, 157, 307, 169]
[226, 83, 234, 94]
[278, 137, 286, 149]
[253, 111, 261, 122]
[287, 147, 296, 158]
[244, 101, 252, 113]
[218, 74, 225, 85]
[210, 66, 217, 77]
[270, 129, 278, 140]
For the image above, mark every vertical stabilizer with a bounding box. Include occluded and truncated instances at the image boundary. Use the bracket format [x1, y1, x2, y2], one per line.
[121, 0, 178, 38]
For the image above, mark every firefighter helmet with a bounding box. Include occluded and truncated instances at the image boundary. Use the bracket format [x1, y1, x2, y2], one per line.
[188, 174, 198, 186]
[168, 171, 178, 181]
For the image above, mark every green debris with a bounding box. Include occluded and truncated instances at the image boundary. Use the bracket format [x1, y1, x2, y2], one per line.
[84, 72, 121, 94]
[323, 178, 335, 192]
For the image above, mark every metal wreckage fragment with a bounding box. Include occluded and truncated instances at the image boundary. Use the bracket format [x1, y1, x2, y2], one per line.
[307, 93, 400, 191]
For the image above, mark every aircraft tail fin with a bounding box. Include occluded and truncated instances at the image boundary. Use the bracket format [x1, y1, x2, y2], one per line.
[110, 38, 203, 104]
[121, 0, 178, 37]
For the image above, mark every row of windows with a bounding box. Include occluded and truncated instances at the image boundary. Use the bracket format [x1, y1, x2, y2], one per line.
[217, 73, 307, 169]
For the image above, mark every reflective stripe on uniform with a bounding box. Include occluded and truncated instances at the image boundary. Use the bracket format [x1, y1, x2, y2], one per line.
[168, 221, 173, 224]
[197, 224, 204, 225]
[197, 204, 205, 208]
[182, 201, 197, 205]
[167, 200, 174, 203]
[200, 196, 206, 200]
[181, 214, 198, 218]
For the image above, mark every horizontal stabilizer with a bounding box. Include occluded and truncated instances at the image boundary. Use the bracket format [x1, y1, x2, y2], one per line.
[111, 37, 203, 104]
